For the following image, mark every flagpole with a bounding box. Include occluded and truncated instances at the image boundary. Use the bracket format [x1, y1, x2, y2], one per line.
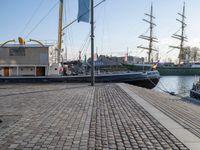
[91, 0, 95, 86]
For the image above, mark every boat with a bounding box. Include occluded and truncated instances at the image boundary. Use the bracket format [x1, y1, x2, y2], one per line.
[0, 71, 160, 89]
[124, 3, 200, 76]
[0, 0, 160, 89]
[121, 4, 160, 74]
[190, 79, 200, 100]
[158, 3, 200, 75]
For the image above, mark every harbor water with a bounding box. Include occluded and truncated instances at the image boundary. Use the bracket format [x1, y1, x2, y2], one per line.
[155, 76, 200, 97]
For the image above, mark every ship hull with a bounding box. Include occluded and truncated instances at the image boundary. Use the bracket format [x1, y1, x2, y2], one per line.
[0, 71, 160, 89]
[123, 64, 200, 76]
[190, 90, 200, 100]
[157, 67, 200, 76]
[124, 78, 159, 89]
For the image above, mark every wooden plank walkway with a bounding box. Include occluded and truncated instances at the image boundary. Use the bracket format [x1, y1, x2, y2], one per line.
[0, 83, 194, 149]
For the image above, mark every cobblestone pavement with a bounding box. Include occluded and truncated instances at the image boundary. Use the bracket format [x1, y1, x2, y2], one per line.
[0, 83, 94, 150]
[0, 83, 188, 149]
[124, 83, 200, 139]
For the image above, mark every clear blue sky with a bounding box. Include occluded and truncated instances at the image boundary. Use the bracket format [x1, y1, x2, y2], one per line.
[1, 0, 200, 61]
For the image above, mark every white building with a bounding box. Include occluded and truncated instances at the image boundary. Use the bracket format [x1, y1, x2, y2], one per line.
[0, 44, 62, 76]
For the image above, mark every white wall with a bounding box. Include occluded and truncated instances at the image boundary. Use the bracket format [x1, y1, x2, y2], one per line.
[10, 67, 17, 76]
[0, 46, 49, 65]
[48, 63, 61, 76]
[18, 67, 35, 76]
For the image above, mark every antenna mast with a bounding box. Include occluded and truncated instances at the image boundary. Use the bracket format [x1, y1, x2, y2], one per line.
[169, 2, 187, 64]
[138, 4, 158, 63]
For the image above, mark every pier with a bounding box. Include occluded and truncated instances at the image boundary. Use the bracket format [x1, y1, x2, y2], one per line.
[0, 83, 200, 149]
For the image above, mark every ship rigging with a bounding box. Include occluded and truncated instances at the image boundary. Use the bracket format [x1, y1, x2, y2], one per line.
[169, 3, 188, 64]
[137, 4, 158, 63]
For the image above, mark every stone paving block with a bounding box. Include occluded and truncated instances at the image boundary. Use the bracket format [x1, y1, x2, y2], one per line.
[8, 143, 18, 149]
[0, 83, 190, 149]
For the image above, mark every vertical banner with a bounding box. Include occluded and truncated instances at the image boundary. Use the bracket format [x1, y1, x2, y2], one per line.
[78, 0, 90, 23]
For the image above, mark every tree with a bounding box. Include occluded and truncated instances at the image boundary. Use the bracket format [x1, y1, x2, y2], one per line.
[189, 47, 200, 62]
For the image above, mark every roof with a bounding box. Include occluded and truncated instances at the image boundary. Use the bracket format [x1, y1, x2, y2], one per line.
[0, 44, 55, 48]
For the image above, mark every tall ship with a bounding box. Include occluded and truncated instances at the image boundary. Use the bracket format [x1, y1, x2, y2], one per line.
[0, 0, 160, 89]
[158, 2, 200, 76]
[124, 3, 200, 76]
[123, 4, 159, 73]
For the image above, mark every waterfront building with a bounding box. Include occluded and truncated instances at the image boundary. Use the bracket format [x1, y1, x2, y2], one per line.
[0, 44, 61, 76]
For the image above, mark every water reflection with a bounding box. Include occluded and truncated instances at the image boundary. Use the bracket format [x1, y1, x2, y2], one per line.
[155, 76, 199, 97]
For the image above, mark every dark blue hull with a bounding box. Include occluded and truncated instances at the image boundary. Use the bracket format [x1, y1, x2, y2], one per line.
[0, 71, 160, 89]
[190, 90, 200, 100]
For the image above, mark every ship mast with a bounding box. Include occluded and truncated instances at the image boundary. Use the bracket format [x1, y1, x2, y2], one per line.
[57, 0, 64, 63]
[169, 3, 187, 64]
[138, 4, 158, 63]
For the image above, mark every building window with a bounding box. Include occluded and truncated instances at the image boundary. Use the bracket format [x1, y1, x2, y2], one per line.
[9, 48, 25, 56]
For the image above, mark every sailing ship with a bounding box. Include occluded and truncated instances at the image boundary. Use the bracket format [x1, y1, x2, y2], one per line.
[0, 0, 160, 89]
[124, 3, 200, 76]
[158, 2, 200, 76]
[122, 4, 160, 72]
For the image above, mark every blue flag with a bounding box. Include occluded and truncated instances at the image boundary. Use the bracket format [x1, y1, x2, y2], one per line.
[78, 0, 90, 23]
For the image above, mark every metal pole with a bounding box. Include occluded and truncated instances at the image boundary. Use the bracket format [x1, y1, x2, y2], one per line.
[91, 0, 95, 86]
